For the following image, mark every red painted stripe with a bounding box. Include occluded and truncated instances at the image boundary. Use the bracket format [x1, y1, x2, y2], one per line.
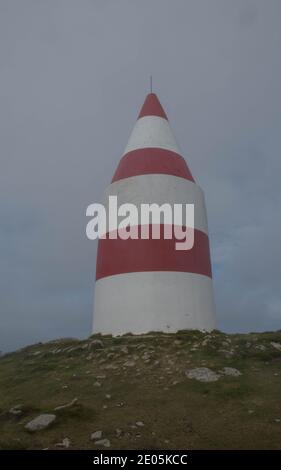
[112, 148, 194, 182]
[96, 226, 212, 280]
[138, 93, 168, 120]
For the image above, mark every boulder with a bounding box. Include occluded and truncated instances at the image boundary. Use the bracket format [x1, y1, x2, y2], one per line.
[220, 367, 242, 377]
[91, 430, 102, 440]
[94, 438, 110, 447]
[185, 367, 220, 382]
[25, 414, 56, 432]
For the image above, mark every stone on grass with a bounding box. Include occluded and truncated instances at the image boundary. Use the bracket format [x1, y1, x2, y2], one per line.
[218, 349, 235, 358]
[219, 367, 242, 377]
[9, 404, 23, 415]
[123, 360, 136, 367]
[90, 339, 104, 348]
[271, 342, 281, 351]
[104, 364, 118, 370]
[56, 437, 71, 448]
[25, 414, 56, 432]
[54, 397, 78, 411]
[94, 438, 110, 447]
[185, 367, 220, 382]
[91, 430, 102, 440]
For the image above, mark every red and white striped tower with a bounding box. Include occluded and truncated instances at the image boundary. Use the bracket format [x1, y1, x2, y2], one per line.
[93, 93, 216, 334]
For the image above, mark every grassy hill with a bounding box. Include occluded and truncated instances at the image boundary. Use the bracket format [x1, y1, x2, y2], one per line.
[0, 330, 281, 450]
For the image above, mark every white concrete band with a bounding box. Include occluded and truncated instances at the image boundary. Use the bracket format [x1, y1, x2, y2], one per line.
[102, 173, 209, 235]
[93, 271, 216, 335]
[124, 116, 182, 155]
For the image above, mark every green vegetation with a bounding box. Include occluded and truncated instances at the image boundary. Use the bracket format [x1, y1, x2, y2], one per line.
[0, 330, 281, 449]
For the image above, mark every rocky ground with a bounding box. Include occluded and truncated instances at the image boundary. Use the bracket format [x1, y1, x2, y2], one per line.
[0, 330, 281, 449]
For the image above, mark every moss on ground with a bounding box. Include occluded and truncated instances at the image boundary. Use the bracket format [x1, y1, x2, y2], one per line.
[0, 330, 281, 449]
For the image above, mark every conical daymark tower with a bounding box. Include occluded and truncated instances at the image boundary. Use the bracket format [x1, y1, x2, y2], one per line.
[93, 93, 216, 334]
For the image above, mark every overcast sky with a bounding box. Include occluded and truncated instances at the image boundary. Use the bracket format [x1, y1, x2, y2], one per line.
[1, 0, 281, 352]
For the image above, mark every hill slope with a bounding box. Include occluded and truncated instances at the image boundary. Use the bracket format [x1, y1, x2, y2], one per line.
[0, 330, 281, 450]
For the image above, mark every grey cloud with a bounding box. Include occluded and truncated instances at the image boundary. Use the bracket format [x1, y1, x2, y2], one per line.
[1, 0, 281, 351]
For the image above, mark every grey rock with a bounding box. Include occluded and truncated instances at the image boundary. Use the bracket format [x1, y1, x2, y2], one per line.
[52, 348, 61, 354]
[185, 367, 220, 382]
[107, 352, 115, 359]
[219, 367, 242, 377]
[54, 397, 78, 411]
[94, 438, 110, 447]
[271, 342, 281, 351]
[123, 360, 136, 367]
[91, 430, 102, 440]
[142, 352, 151, 360]
[218, 349, 235, 358]
[90, 339, 104, 348]
[9, 404, 23, 415]
[104, 364, 118, 370]
[25, 414, 56, 432]
[55, 437, 71, 448]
